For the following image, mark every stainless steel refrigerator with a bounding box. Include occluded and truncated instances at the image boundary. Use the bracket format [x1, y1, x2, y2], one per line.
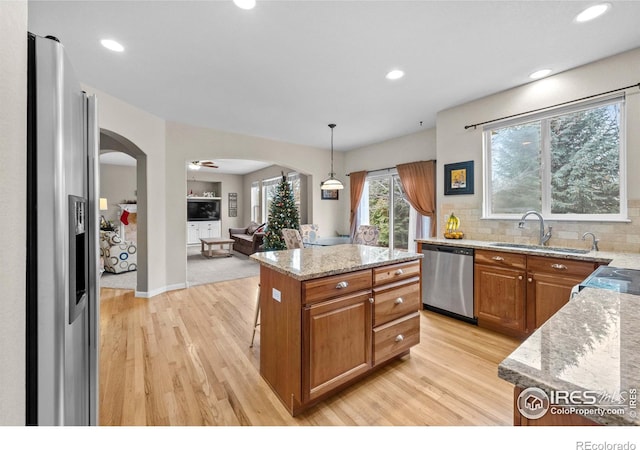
[26, 33, 100, 426]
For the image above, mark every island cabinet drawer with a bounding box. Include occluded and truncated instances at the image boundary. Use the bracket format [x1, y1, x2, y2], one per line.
[302, 269, 372, 305]
[373, 260, 421, 286]
[475, 249, 526, 270]
[527, 255, 596, 277]
[372, 277, 420, 326]
[373, 312, 420, 365]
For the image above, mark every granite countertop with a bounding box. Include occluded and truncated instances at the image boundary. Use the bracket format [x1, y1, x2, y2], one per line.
[498, 287, 640, 426]
[416, 238, 640, 269]
[250, 244, 423, 281]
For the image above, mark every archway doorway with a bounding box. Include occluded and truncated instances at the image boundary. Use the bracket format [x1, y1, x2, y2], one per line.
[99, 129, 148, 293]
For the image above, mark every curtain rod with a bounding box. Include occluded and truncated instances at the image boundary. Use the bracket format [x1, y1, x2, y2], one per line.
[464, 82, 640, 130]
[346, 159, 436, 176]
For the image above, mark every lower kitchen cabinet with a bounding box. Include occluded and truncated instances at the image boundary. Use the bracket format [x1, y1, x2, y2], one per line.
[474, 250, 527, 337]
[474, 250, 597, 338]
[526, 255, 596, 332]
[475, 263, 527, 337]
[303, 290, 372, 403]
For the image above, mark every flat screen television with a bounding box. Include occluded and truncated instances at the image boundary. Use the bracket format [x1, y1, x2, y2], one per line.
[187, 198, 220, 221]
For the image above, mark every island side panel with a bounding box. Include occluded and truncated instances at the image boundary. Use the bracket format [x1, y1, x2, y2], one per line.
[259, 265, 303, 414]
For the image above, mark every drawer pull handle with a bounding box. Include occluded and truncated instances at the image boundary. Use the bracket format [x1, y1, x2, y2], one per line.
[528, 277, 533, 283]
[336, 281, 349, 289]
[395, 269, 404, 275]
[369, 298, 374, 304]
[551, 263, 567, 270]
[394, 297, 404, 305]
[518, 275, 523, 280]
[492, 256, 505, 261]
[395, 334, 404, 343]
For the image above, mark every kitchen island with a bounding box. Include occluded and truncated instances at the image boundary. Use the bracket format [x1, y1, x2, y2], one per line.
[251, 244, 423, 415]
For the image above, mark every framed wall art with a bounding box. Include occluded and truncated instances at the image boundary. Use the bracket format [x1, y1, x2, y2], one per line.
[444, 161, 474, 195]
[321, 189, 339, 200]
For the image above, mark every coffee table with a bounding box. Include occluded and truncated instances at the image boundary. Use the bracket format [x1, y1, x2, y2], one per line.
[200, 237, 235, 258]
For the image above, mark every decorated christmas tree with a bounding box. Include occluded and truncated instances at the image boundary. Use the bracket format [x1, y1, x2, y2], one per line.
[263, 173, 300, 250]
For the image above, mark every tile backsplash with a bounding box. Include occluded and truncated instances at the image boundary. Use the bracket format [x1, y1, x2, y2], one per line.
[439, 199, 640, 253]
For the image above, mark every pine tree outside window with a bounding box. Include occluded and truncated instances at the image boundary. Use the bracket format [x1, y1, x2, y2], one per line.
[483, 95, 626, 221]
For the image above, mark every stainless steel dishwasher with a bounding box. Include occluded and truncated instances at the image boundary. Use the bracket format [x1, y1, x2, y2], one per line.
[422, 244, 476, 324]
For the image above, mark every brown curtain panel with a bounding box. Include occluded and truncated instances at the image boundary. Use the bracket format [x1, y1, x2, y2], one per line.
[349, 171, 367, 239]
[396, 160, 437, 237]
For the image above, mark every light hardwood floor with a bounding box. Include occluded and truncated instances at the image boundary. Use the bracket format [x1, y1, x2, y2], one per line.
[99, 277, 521, 426]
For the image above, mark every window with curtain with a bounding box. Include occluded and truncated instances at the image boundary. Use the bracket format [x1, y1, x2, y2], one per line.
[483, 95, 626, 220]
[357, 170, 426, 251]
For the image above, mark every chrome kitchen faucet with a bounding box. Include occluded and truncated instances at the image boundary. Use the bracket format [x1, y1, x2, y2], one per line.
[518, 210, 552, 246]
[582, 232, 600, 251]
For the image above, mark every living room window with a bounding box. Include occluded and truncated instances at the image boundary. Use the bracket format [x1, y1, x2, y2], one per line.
[250, 181, 260, 223]
[483, 95, 626, 221]
[260, 172, 301, 223]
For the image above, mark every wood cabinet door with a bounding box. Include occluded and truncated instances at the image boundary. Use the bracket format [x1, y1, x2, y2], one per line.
[303, 291, 372, 403]
[527, 271, 584, 331]
[474, 264, 526, 335]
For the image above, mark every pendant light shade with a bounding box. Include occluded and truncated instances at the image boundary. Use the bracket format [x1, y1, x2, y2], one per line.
[320, 123, 344, 190]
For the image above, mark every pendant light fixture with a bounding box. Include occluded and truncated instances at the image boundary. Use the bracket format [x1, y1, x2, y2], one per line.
[320, 123, 344, 190]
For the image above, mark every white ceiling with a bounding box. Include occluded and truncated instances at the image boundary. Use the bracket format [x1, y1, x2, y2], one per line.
[100, 151, 271, 175]
[100, 151, 137, 167]
[28, 1, 640, 153]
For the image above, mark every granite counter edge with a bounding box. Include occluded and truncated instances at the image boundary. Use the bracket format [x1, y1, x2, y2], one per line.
[251, 254, 423, 281]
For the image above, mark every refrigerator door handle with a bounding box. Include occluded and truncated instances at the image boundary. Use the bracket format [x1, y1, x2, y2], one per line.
[85, 93, 100, 426]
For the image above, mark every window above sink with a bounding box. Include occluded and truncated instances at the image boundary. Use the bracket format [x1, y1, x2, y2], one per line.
[482, 95, 627, 222]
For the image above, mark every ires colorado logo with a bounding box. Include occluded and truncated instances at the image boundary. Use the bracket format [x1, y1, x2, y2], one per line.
[517, 387, 637, 420]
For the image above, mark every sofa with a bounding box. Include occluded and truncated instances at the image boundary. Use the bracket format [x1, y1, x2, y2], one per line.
[229, 222, 265, 256]
[100, 231, 137, 274]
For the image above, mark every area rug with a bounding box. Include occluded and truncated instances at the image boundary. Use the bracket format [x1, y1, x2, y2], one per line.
[100, 245, 260, 290]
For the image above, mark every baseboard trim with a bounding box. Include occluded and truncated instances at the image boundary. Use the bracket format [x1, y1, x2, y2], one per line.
[135, 283, 186, 298]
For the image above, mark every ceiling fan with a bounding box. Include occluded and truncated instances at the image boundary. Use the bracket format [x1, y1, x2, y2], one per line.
[189, 160, 218, 169]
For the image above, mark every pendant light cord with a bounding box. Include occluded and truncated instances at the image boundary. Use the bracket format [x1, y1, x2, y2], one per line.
[329, 123, 336, 176]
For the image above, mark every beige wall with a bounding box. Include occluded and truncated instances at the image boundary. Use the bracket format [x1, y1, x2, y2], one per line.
[99, 163, 138, 225]
[0, 0, 27, 424]
[344, 128, 437, 174]
[435, 47, 640, 252]
[83, 85, 168, 296]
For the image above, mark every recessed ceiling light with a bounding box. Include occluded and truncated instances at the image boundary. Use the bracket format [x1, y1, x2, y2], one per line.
[386, 69, 405, 80]
[529, 69, 552, 79]
[233, 0, 256, 10]
[100, 39, 124, 52]
[575, 3, 611, 23]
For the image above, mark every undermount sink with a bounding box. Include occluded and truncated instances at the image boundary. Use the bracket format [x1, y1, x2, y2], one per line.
[490, 242, 591, 255]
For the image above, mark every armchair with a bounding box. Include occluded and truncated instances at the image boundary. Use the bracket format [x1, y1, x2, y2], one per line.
[229, 222, 266, 256]
[100, 231, 137, 274]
